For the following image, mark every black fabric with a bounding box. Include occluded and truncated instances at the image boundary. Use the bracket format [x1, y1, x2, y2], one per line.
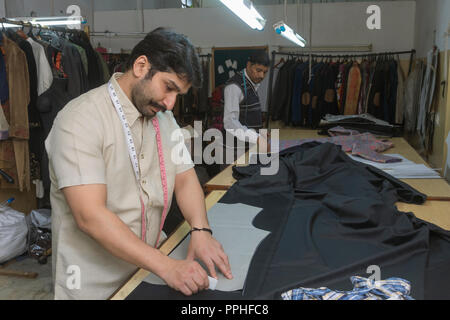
[227, 143, 449, 300]
[126, 142, 450, 300]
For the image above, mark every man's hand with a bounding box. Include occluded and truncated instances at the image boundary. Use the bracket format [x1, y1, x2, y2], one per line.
[159, 257, 210, 296]
[187, 231, 233, 280]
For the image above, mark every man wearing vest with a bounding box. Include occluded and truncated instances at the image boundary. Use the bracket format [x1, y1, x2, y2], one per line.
[223, 51, 270, 163]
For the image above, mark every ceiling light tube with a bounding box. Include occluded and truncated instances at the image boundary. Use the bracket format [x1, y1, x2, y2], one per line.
[9, 16, 85, 27]
[273, 21, 306, 47]
[220, 0, 266, 31]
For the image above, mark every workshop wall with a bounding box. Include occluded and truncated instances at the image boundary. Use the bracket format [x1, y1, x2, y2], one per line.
[91, 2, 416, 54]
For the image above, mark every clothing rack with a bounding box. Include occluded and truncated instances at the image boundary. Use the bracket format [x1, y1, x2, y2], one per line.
[265, 49, 416, 128]
[0, 17, 84, 35]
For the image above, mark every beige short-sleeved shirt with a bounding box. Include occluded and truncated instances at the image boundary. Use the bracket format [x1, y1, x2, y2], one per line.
[45, 73, 194, 300]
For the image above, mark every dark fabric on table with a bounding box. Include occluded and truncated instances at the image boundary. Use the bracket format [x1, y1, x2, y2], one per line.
[127, 142, 450, 300]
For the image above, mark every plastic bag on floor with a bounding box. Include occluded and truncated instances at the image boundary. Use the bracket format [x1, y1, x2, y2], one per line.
[0, 205, 28, 264]
[26, 209, 51, 261]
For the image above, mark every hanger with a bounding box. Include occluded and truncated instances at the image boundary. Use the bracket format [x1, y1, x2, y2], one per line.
[274, 57, 285, 68]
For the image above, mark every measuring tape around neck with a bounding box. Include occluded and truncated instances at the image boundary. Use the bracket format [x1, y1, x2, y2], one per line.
[108, 81, 169, 246]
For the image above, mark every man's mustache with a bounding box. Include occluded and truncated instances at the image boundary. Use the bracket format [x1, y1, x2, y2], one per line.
[149, 101, 167, 112]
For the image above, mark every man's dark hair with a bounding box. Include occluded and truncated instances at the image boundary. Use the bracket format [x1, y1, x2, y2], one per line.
[248, 50, 270, 67]
[126, 27, 202, 88]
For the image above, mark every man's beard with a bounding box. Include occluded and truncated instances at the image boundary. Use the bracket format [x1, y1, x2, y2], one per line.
[131, 80, 167, 118]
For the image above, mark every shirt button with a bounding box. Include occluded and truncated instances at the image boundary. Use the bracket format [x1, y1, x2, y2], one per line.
[141, 154, 145, 159]
[142, 180, 147, 185]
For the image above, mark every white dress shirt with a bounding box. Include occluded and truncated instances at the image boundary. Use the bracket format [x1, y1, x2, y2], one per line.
[223, 69, 260, 144]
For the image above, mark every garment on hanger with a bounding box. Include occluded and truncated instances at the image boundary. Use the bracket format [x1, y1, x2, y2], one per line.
[26, 37, 53, 96]
[0, 33, 31, 191]
[395, 58, 406, 125]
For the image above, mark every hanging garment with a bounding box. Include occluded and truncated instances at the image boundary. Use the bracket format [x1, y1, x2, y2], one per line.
[385, 60, 398, 124]
[9, 32, 43, 184]
[358, 60, 370, 115]
[343, 62, 362, 115]
[339, 62, 353, 113]
[282, 276, 414, 300]
[335, 63, 344, 113]
[0, 49, 9, 104]
[291, 62, 308, 126]
[71, 42, 89, 77]
[317, 62, 339, 121]
[307, 62, 324, 127]
[311, 63, 327, 128]
[0, 34, 31, 191]
[403, 61, 424, 133]
[417, 49, 438, 144]
[282, 60, 300, 125]
[367, 61, 386, 120]
[26, 37, 53, 96]
[69, 32, 104, 90]
[198, 59, 210, 113]
[395, 59, 406, 124]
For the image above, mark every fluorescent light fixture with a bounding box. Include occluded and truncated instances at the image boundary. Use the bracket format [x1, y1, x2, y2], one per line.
[8, 16, 85, 27]
[220, 0, 266, 31]
[1, 23, 19, 28]
[273, 21, 306, 47]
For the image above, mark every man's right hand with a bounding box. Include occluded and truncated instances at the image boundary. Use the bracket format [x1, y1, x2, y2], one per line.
[160, 258, 210, 296]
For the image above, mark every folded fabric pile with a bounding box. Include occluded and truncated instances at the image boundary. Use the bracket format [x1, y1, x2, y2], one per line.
[279, 126, 402, 163]
[282, 276, 414, 300]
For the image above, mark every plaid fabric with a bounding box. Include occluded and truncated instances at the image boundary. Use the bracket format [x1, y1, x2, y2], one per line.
[279, 126, 402, 163]
[281, 276, 414, 300]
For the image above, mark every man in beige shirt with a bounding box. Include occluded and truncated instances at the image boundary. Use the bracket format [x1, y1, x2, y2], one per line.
[45, 27, 232, 299]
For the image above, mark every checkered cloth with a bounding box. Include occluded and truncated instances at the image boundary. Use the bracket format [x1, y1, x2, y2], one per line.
[279, 126, 402, 163]
[281, 276, 414, 300]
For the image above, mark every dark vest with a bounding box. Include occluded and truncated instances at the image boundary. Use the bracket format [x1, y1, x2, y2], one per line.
[225, 71, 263, 130]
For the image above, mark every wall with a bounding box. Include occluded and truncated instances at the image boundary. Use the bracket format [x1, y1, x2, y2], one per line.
[92, 1, 416, 54]
[415, 0, 450, 58]
[0, 0, 5, 17]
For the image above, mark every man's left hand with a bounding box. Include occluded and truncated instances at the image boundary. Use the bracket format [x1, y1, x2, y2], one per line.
[187, 230, 233, 280]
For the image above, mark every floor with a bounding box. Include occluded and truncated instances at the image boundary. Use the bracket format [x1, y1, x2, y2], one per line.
[0, 254, 53, 300]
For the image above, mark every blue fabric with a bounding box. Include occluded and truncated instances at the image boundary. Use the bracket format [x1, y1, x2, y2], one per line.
[0, 51, 8, 105]
[282, 276, 414, 300]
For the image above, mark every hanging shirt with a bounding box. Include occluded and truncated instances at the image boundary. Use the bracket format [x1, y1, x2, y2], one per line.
[45, 72, 194, 299]
[223, 69, 261, 144]
[26, 37, 53, 96]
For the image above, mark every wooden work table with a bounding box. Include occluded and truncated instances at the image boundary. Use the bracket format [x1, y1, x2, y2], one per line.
[113, 129, 450, 300]
[205, 129, 450, 198]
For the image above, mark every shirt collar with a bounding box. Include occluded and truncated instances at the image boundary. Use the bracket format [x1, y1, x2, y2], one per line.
[110, 72, 142, 127]
[243, 69, 260, 90]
